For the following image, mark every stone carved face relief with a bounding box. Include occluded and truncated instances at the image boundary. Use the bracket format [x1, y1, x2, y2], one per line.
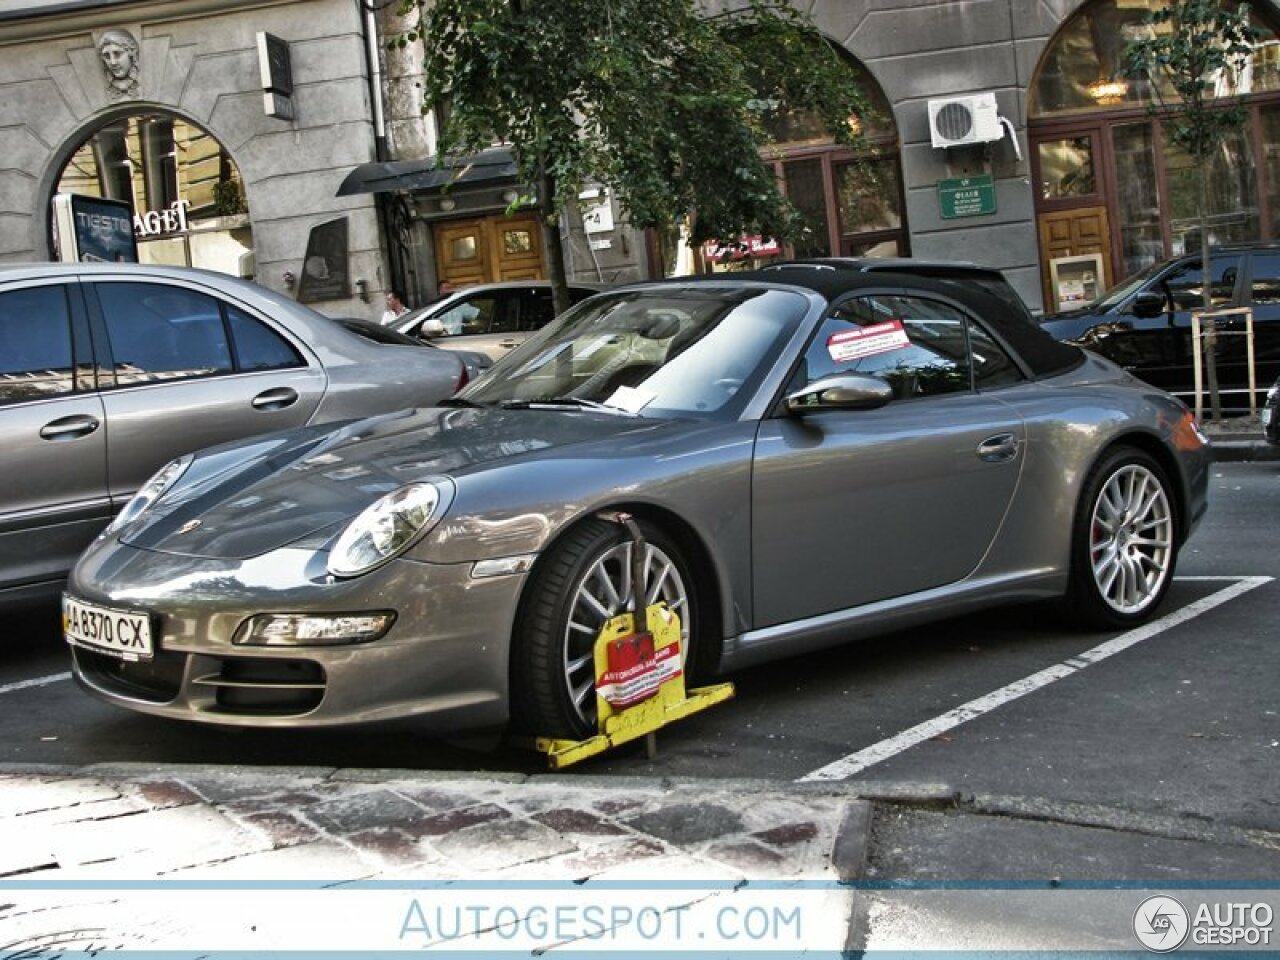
[97, 29, 139, 99]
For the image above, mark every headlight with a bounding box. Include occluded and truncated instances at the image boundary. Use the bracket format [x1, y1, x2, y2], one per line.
[1267, 382, 1279, 403]
[327, 482, 445, 577]
[105, 455, 193, 535]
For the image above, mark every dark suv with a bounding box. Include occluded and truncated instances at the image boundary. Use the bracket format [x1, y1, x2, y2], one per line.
[1040, 244, 1280, 413]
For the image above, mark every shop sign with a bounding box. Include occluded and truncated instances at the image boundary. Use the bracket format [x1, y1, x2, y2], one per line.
[134, 200, 189, 238]
[937, 174, 996, 219]
[703, 235, 781, 262]
[52, 193, 138, 262]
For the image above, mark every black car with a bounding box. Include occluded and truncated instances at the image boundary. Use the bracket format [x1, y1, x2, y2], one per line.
[1040, 243, 1280, 413]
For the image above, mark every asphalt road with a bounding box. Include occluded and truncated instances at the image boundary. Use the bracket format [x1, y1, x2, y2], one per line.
[3, 460, 1277, 836]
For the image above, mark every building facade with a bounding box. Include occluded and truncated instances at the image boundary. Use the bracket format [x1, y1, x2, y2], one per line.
[3, 0, 1280, 317]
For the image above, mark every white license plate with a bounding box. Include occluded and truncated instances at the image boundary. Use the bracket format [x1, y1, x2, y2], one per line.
[63, 595, 153, 660]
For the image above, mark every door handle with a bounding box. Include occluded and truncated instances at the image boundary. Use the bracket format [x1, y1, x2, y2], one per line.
[39, 414, 100, 440]
[977, 433, 1019, 462]
[498, 339, 520, 349]
[251, 387, 299, 411]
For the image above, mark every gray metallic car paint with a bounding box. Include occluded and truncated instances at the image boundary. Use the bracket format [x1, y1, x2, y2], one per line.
[65, 276, 1211, 732]
[0, 263, 464, 607]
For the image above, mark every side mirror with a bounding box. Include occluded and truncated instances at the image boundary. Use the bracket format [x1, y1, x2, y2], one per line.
[1130, 290, 1166, 318]
[785, 373, 894, 414]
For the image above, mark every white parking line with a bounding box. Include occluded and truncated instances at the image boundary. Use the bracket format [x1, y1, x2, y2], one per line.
[0, 672, 72, 696]
[796, 575, 1274, 783]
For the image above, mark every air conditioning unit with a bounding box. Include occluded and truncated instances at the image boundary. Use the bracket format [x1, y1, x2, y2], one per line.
[928, 93, 1003, 148]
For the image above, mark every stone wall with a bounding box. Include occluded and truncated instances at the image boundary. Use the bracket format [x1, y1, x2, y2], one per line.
[0, 0, 385, 316]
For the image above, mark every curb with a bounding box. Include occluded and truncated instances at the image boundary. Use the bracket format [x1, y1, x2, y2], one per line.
[1209, 438, 1279, 462]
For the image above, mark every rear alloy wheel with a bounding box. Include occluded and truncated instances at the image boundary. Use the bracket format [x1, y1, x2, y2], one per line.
[513, 518, 695, 740]
[1068, 447, 1176, 629]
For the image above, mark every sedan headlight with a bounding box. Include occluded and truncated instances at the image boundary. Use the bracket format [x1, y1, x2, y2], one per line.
[328, 482, 445, 577]
[105, 455, 193, 535]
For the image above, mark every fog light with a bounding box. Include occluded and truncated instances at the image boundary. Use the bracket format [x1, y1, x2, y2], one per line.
[233, 613, 395, 646]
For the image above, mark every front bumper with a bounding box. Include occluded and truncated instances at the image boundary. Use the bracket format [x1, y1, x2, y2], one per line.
[66, 539, 527, 731]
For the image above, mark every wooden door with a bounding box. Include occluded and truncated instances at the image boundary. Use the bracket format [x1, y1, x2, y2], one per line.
[434, 219, 489, 289]
[433, 214, 544, 289]
[1038, 206, 1112, 309]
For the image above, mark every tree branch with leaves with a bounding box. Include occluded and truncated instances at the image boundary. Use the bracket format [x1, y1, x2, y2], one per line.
[1122, 0, 1258, 420]
[395, 0, 871, 313]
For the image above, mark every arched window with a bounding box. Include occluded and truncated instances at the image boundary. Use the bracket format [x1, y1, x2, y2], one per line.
[54, 113, 252, 275]
[702, 48, 906, 272]
[1028, 0, 1280, 307]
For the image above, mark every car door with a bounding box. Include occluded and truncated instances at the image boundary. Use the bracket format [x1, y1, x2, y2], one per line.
[0, 280, 109, 596]
[87, 278, 326, 504]
[751, 291, 1026, 628]
[1240, 250, 1280, 406]
[1139, 254, 1240, 398]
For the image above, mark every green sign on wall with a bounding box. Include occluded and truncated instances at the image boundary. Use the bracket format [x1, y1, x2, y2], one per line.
[937, 174, 996, 219]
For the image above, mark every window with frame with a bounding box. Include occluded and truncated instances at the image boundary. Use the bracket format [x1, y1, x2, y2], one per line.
[792, 294, 1022, 402]
[97, 283, 233, 385]
[1157, 256, 1240, 311]
[0, 286, 76, 404]
[226, 303, 304, 371]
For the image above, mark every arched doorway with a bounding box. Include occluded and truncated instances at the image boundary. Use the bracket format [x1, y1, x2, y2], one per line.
[702, 48, 907, 272]
[52, 112, 253, 277]
[1029, 0, 1280, 310]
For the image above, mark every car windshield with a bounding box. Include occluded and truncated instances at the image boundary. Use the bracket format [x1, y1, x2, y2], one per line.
[459, 286, 809, 419]
[1087, 259, 1168, 312]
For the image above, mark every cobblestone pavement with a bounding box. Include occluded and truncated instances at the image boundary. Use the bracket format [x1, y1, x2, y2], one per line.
[0, 764, 867, 954]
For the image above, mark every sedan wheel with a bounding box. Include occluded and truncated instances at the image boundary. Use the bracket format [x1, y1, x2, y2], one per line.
[513, 518, 695, 740]
[1068, 447, 1176, 628]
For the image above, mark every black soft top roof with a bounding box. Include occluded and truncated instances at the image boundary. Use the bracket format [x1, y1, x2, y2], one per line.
[655, 258, 1083, 379]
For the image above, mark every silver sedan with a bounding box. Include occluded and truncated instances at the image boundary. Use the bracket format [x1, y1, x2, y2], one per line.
[1, 263, 465, 609]
[65, 262, 1211, 740]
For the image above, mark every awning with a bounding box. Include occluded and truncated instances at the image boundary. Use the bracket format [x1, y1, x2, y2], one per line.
[336, 146, 519, 197]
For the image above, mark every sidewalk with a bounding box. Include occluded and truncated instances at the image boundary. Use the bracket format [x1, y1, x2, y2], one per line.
[1202, 413, 1279, 461]
[0, 763, 869, 954]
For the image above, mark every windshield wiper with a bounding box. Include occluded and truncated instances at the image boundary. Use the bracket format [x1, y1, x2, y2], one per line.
[499, 397, 639, 417]
[438, 396, 488, 408]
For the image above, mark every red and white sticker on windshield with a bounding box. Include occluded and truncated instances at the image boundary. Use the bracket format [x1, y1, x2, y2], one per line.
[827, 319, 910, 363]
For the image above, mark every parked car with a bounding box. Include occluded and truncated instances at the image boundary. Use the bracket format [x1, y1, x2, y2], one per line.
[1040, 243, 1280, 413]
[332, 315, 493, 382]
[66, 259, 1209, 740]
[396, 281, 605, 361]
[0, 263, 467, 609]
[1265, 374, 1279, 445]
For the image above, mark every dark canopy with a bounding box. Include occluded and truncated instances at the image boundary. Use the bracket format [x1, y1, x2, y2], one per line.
[336, 146, 518, 197]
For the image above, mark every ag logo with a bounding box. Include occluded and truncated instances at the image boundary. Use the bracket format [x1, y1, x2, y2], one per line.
[1134, 895, 1190, 952]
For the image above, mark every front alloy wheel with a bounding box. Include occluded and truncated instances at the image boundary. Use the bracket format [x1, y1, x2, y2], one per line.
[1069, 447, 1176, 628]
[513, 519, 695, 739]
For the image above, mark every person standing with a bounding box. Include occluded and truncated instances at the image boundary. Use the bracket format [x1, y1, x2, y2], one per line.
[380, 291, 408, 326]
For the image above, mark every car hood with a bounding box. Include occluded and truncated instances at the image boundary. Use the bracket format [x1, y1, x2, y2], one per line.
[121, 405, 663, 560]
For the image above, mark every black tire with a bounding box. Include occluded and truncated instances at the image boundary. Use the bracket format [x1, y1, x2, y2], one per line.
[511, 518, 697, 740]
[1065, 446, 1178, 630]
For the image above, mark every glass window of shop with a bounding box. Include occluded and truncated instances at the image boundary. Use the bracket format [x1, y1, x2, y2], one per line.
[53, 114, 253, 278]
[1029, 0, 1280, 300]
[699, 48, 906, 273]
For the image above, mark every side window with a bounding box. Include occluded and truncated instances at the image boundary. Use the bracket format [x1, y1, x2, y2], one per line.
[520, 289, 556, 331]
[794, 295, 971, 401]
[0, 285, 76, 403]
[98, 282, 233, 384]
[435, 296, 496, 336]
[968, 319, 1025, 390]
[489, 292, 521, 334]
[1249, 252, 1280, 305]
[226, 304, 303, 371]
[1160, 256, 1239, 311]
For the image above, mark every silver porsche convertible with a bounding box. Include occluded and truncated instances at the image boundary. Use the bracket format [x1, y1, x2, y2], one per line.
[65, 260, 1211, 740]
